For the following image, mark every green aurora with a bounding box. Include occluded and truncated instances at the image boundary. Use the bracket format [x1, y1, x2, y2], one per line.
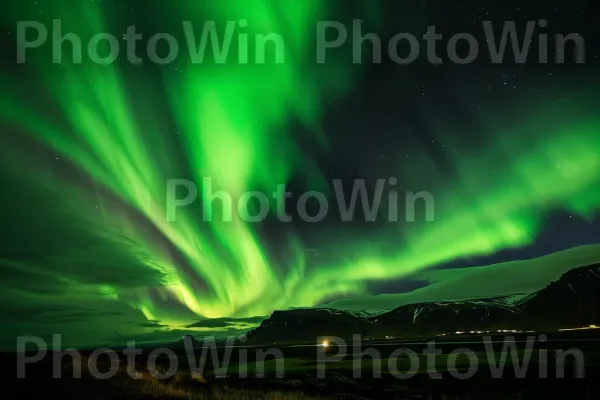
[1, 0, 599, 347]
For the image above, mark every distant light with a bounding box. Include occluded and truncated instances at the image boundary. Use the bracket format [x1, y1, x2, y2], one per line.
[321, 340, 329, 348]
[560, 324, 600, 331]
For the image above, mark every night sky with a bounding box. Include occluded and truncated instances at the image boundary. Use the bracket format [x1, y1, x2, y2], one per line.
[1, 0, 599, 349]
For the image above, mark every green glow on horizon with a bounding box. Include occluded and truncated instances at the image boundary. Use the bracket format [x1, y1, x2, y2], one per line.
[1, 0, 599, 334]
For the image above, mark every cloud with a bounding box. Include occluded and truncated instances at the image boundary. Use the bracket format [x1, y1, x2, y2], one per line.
[138, 320, 168, 328]
[186, 316, 265, 329]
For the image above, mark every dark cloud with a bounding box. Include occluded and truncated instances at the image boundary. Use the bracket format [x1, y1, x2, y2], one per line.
[186, 316, 265, 329]
[102, 327, 250, 347]
[0, 300, 126, 322]
[42, 245, 168, 289]
[139, 320, 168, 328]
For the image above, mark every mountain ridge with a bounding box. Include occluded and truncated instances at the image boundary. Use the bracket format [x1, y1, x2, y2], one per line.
[246, 263, 600, 343]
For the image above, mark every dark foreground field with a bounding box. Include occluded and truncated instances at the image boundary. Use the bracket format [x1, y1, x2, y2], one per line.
[3, 332, 600, 399]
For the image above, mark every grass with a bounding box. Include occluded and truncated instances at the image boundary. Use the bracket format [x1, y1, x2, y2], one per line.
[51, 363, 328, 400]
[107, 377, 320, 399]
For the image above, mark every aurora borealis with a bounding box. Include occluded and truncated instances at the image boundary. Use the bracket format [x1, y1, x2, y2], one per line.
[1, 0, 599, 348]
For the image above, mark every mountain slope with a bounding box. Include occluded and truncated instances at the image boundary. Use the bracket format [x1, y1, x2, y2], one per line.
[514, 263, 600, 330]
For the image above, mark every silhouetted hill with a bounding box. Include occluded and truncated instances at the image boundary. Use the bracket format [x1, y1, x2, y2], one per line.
[246, 308, 372, 344]
[515, 263, 600, 330]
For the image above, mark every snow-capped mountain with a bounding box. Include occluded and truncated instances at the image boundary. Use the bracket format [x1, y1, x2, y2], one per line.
[368, 296, 519, 337]
[246, 264, 600, 343]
